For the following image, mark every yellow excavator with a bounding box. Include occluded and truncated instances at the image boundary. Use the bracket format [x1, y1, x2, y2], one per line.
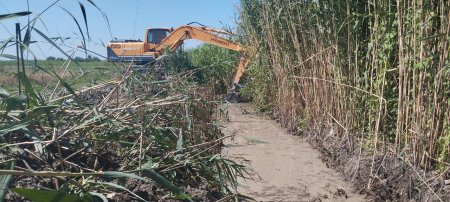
[107, 23, 248, 99]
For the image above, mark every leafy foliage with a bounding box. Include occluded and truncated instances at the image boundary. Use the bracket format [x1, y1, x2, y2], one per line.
[161, 44, 241, 94]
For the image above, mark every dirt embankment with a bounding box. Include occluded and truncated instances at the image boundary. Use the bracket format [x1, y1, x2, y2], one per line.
[307, 124, 450, 202]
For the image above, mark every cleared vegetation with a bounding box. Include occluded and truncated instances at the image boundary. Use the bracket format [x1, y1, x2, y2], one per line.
[1, 63, 248, 201]
[0, 2, 250, 201]
[239, 0, 450, 201]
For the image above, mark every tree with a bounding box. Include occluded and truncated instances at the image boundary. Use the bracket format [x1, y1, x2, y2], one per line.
[74, 56, 83, 62]
[46, 56, 56, 61]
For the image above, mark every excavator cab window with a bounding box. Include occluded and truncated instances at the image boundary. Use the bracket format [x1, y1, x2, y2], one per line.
[147, 29, 170, 44]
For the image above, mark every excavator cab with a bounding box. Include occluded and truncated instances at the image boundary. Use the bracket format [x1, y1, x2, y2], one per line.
[145, 28, 171, 45]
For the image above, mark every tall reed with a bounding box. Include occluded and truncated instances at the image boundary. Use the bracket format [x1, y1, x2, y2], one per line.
[240, 0, 450, 170]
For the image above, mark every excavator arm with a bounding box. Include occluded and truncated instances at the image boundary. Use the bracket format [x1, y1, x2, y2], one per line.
[155, 25, 248, 90]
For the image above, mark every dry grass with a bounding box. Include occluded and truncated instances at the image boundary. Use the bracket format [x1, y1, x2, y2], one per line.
[0, 63, 251, 201]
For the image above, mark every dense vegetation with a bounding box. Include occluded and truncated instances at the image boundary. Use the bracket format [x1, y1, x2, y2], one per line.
[239, 0, 449, 199]
[5, 0, 450, 200]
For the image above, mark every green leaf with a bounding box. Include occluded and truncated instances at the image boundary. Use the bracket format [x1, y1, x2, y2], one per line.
[12, 188, 82, 202]
[0, 160, 15, 202]
[141, 159, 157, 170]
[0, 54, 16, 60]
[87, 181, 147, 202]
[0, 87, 10, 97]
[33, 28, 84, 74]
[0, 120, 31, 135]
[0, 11, 32, 21]
[103, 171, 150, 182]
[60, 6, 87, 57]
[25, 105, 59, 119]
[71, 111, 105, 131]
[105, 170, 191, 200]
[0, 105, 54, 134]
[86, 0, 112, 37]
[0, 37, 14, 52]
[18, 72, 39, 106]
[33, 28, 71, 58]
[22, 15, 39, 52]
[78, 1, 90, 40]
[141, 169, 182, 195]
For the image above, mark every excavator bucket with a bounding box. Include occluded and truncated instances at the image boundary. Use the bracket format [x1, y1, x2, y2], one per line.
[225, 55, 249, 103]
[225, 92, 240, 103]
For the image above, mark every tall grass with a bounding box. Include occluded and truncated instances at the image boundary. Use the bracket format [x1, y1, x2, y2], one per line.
[162, 45, 241, 94]
[188, 44, 241, 94]
[240, 0, 450, 171]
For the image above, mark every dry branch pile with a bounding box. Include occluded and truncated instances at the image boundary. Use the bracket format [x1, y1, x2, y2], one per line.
[0, 66, 248, 201]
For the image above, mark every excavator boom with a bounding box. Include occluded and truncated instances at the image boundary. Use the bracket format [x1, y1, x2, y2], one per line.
[155, 26, 243, 52]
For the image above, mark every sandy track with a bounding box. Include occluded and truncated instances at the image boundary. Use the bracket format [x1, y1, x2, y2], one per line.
[221, 104, 366, 202]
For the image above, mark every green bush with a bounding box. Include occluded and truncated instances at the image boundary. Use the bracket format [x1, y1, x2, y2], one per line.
[187, 44, 240, 94]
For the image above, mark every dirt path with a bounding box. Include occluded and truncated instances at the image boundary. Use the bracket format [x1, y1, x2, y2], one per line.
[221, 104, 366, 202]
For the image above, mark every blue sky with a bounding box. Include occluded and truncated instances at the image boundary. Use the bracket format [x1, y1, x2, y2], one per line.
[0, 0, 240, 60]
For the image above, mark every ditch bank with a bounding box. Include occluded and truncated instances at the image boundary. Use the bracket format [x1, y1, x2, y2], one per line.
[307, 124, 450, 202]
